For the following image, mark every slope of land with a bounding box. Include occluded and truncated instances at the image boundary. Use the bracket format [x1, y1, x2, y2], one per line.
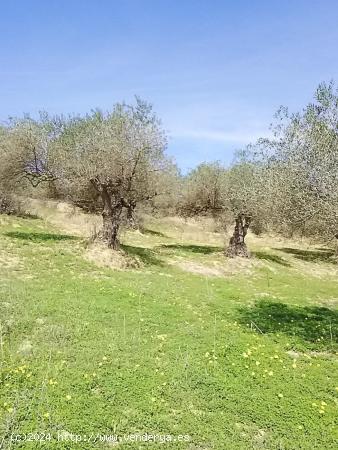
[0, 202, 337, 449]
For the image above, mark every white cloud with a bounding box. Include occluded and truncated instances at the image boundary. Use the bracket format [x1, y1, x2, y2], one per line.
[171, 128, 271, 143]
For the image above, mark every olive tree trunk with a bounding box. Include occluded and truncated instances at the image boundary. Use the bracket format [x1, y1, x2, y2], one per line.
[91, 178, 123, 250]
[101, 193, 123, 249]
[102, 209, 122, 249]
[226, 214, 251, 257]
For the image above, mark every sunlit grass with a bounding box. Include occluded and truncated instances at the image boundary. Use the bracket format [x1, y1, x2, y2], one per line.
[0, 214, 337, 449]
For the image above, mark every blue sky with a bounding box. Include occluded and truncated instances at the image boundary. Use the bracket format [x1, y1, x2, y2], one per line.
[1, 1, 337, 171]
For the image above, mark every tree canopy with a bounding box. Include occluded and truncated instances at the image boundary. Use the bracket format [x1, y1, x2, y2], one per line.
[1, 83, 337, 255]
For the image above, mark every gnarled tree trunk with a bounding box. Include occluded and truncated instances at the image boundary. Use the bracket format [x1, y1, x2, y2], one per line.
[226, 214, 251, 257]
[91, 177, 123, 250]
[102, 209, 122, 249]
[101, 193, 123, 250]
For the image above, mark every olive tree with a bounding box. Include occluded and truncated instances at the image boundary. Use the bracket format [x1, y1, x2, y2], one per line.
[179, 162, 227, 217]
[52, 99, 169, 249]
[178, 160, 263, 257]
[0, 116, 57, 190]
[256, 82, 338, 242]
[0, 115, 60, 216]
[224, 81, 338, 254]
[223, 156, 266, 257]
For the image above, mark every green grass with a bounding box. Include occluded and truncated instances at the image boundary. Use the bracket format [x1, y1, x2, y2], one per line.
[0, 215, 337, 449]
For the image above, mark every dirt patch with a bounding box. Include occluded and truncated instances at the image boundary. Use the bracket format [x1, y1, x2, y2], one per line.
[286, 349, 337, 360]
[169, 257, 256, 277]
[308, 351, 337, 359]
[56, 202, 76, 214]
[84, 244, 141, 270]
[293, 260, 338, 279]
[17, 339, 33, 356]
[0, 250, 24, 270]
[173, 260, 224, 277]
[317, 297, 338, 308]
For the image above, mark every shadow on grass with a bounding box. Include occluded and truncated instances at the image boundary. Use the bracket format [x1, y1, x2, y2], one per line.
[159, 244, 223, 254]
[141, 228, 169, 238]
[4, 231, 78, 242]
[16, 212, 40, 220]
[275, 247, 337, 264]
[121, 244, 163, 266]
[253, 251, 291, 267]
[238, 300, 338, 347]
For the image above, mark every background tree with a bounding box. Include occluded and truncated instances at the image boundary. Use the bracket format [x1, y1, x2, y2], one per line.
[254, 81, 338, 242]
[223, 156, 266, 257]
[224, 81, 338, 255]
[146, 164, 182, 218]
[178, 159, 264, 257]
[0, 115, 59, 188]
[179, 162, 227, 217]
[0, 114, 59, 215]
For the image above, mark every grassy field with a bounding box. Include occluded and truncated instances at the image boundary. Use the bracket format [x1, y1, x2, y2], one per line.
[0, 205, 337, 449]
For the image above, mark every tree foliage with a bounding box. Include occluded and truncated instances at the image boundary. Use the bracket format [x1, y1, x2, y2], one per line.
[0, 83, 337, 255]
[253, 81, 338, 241]
[50, 99, 171, 248]
[179, 162, 227, 217]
